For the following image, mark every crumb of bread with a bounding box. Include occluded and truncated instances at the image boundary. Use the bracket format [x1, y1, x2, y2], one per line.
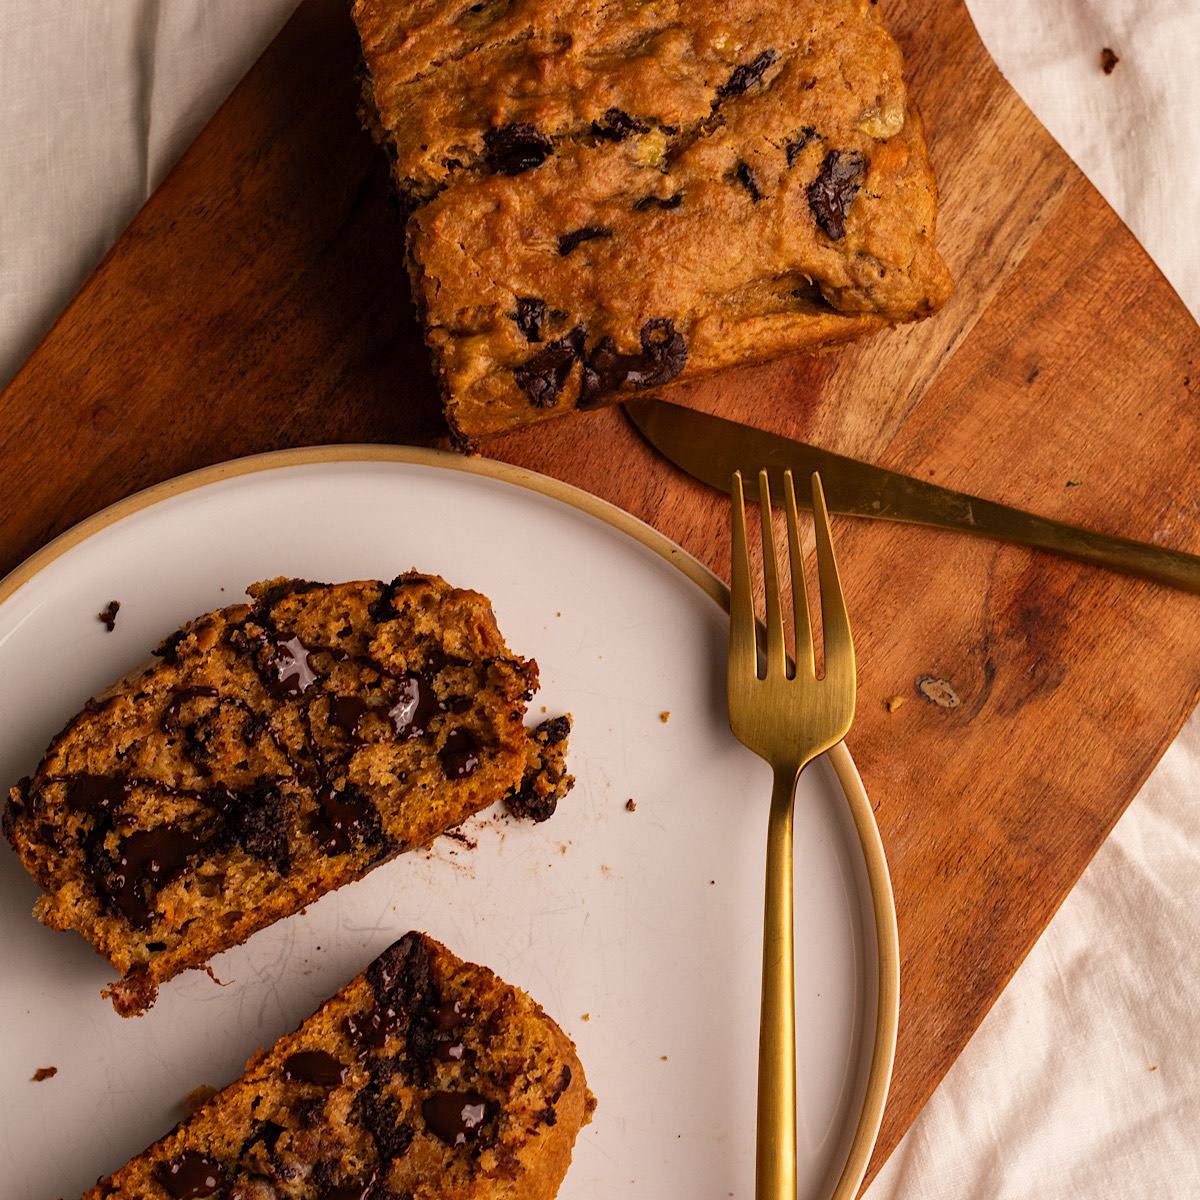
[505, 715, 574, 822]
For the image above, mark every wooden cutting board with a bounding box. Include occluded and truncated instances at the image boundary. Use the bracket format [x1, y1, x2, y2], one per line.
[3, 0, 1199, 1183]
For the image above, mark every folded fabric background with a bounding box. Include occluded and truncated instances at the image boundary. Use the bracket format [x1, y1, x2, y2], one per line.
[0, 2, 1197, 1197]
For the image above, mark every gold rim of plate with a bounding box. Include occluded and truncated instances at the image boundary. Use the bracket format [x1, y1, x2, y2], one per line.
[0, 442, 900, 1198]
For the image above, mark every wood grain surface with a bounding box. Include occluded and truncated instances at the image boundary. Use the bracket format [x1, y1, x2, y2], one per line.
[3, 0, 1199, 1185]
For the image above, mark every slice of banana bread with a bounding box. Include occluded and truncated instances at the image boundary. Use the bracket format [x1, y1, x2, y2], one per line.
[78, 931, 594, 1200]
[352, 0, 953, 444]
[3, 573, 568, 1016]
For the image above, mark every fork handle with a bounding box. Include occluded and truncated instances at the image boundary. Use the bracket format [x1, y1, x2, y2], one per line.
[757, 763, 802, 1200]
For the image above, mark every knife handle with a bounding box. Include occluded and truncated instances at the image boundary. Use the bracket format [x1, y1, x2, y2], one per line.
[962, 493, 1200, 594]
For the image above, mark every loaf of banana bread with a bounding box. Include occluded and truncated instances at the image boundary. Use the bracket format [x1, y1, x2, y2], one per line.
[352, 0, 952, 444]
[78, 931, 594, 1200]
[3, 574, 570, 1016]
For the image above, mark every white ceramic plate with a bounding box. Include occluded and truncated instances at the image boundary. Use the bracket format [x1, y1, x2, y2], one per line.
[0, 448, 897, 1200]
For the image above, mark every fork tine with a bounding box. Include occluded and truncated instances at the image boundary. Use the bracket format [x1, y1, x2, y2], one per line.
[783, 470, 815, 679]
[758, 470, 787, 679]
[729, 472, 757, 679]
[810, 472, 854, 674]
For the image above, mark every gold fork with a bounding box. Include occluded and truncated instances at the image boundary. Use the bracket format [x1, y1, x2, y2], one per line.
[729, 468, 858, 1199]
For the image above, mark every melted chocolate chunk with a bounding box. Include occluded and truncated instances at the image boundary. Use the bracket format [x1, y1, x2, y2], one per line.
[484, 123, 552, 175]
[252, 578, 327, 613]
[633, 192, 683, 211]
[371, 932, 435, 1014]
[735, 162, 763, 201]
[328, 694, 371, 742]
[422, 1091, 491, 1146]
[216, 779, 292, 871]
[359, 1088, 415, 1162]
[167, 692, 227, 778]
[242, 711, 269, 745]
[558, 225, 613, 257]
[90, 825, 207, 929]
[387, 672, 443, 739]
[293, 1095, 329, 1129]
[576, 338, 622, 408]
[807, 150, 866, 240]
[315, 782, 383, 856]
[423, 646, 451, 675]
[506, 783, 556, 823]
[347, 932, 440, 1056]
[437, 1040, 470, 1065]
[577, 318, 687, 409]
[344, 1008, 389, 1053]
[240, 1119, 286, 1157]
[407, 1004, 441, 1081]
[264, 632, 322, 698]
[592, 107, 649, 141]
[431, 997, 467, 1033]
[717, 49, 776, 99]
[284, 1050, 349, 1087]
[311, 1158, 339, 1194]
[366, 1055, 399, 1087]
[153, 628, 188, 663]
[514, 296, 546, 342]
[184, 716, 220, 772]
[155, 1151, 227, 1199]
[367, 579, 404, 623]
[632, 317, 687, 386]
[65, 774, 131, 815]
[549, 1063, 573, 1101]
[162, 676, 302, 780]
[538, 715, 571, 748]
[98, 600, 120, 631]
[439, 728, 480, 779]
[514, 325, 586, 408]
[785, 126, 819, 166]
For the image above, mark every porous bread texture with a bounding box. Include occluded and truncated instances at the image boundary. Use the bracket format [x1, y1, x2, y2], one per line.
[78, 932, 595, 1200]
[3, 574, 569, 1016]
[505, 714, 572, 823]
[352, 0, 952, 444]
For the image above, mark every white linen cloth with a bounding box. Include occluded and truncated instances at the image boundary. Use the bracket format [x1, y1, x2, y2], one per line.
[1, 2, 1198, 1196]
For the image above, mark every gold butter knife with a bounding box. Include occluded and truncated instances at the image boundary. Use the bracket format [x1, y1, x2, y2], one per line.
[624, 398, 1200, 594]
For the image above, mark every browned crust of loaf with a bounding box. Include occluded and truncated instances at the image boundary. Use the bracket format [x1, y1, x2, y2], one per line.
[4, 574, 546, 1015]
[438, 311, 891, 447]
[516, 1017, 596, 1200]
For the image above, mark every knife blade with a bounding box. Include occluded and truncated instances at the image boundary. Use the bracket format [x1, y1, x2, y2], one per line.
[624, 397, 1200, 595]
